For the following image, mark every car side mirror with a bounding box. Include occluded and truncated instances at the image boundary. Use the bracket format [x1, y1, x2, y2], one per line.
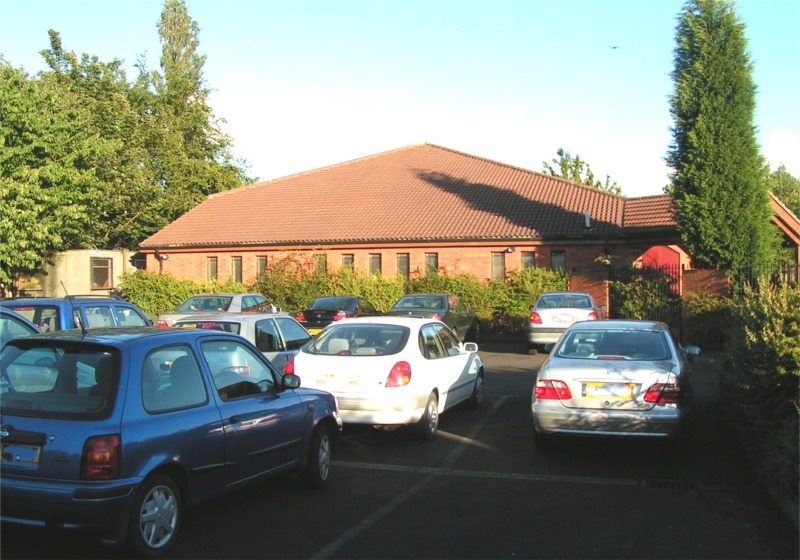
[462, 342, 478, 353]
[282, 373, 301, 389]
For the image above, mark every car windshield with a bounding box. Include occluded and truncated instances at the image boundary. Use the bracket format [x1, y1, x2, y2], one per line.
[309, 297, 355, 312]
[538, 295, 592, 309]
[177, 296, 233, 312]
[174, 321, 241, 334]
[394, 296, 443, 309]
[306, 324, 410, 356]
[555, 329, 670, 361]
[1, 342, 118, 419]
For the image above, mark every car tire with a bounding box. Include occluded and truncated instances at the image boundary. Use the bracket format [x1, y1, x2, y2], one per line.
[415, 393, 439, 442]
[127, 473, 182, 559]
[303, 425, 333, 489]
[467, 371, 484, 409]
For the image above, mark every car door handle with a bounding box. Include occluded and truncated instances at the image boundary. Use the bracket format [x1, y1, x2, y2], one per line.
[230, 415, 241, 424]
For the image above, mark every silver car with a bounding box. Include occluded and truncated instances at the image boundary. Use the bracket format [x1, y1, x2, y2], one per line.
[527, 291, 602, 354]
[157, 293, 276, 327]
[531, 320, 700, 449]
[172, 312, 311, 372]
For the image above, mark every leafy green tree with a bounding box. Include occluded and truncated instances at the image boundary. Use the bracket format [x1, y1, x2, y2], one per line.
[542, 147, 622, 195]
[768, 164, 800, 218]
[0, 58, 98, 289]
[133, 0, 248, 223]
[666, 0, 779, 279]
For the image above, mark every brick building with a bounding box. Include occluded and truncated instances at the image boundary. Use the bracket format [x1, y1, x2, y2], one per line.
[139, 143, 800, 310]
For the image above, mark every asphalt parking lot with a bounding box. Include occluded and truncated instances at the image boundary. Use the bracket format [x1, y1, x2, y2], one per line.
[2, 339, 797, 559]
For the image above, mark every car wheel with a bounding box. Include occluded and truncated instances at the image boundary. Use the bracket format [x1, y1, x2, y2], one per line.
[467, 371, 484, 409]
[415, 393, 439, 442]
[303, 425, 332, 488]
[127, 474, 181, 558]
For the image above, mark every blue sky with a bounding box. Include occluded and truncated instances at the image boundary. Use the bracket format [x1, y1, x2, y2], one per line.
[2, 0, 798, 198]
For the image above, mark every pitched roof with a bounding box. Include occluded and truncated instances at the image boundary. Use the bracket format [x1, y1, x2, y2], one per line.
[141, 144, 673, 249]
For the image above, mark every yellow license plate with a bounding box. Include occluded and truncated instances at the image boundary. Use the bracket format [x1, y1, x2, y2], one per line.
[308, 328, 322, 336]
[1, 443, 42, 464]
[582, 382, 635, 400]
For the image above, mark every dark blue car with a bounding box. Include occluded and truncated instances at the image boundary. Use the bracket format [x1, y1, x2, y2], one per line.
[0, 327, 341, 557]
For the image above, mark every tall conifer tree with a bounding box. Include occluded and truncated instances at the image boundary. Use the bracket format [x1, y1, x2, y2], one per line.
[667, 0, 778, 278]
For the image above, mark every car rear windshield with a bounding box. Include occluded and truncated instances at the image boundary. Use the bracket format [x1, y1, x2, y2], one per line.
[1, 342, 119, 419]
[538, 295, 592, 309]
[177, 297, 233, 312]
[306, 324, 410, 356]
[555, 329, 670, 361]
[4, 304, 61, 332]
[310, 297, 356, 312]
[174, 321, 241, 334]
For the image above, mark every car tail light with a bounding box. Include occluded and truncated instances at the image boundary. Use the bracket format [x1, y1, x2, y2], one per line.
[529, 311, 542, 324]
[432, 313, 443, 322]
[81, 434, 121, 480]
[386, 361, 411, 387]
[333, 311, 347, 321]
[295, 312, 306, 322]
[284, 357, 295, 375]
[157, 320, 169, 328]
[644, 383, 682, 404]
[588, 312, 598, 320]
[535, 379, 572, 400]
[227, 365, 251, 377]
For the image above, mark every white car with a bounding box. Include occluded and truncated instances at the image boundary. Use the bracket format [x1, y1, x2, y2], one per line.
[286, 316, 484, 441]
[527, 291, 603, 354]
[172, 312, 312, 372]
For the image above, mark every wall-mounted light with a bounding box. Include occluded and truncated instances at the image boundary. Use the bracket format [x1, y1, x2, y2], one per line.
[506, 246, 515, 253]
[155, 250, 169, 261]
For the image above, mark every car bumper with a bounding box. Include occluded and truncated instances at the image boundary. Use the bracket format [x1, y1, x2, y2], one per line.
[1, 474, 139, 534]
[531, 401, 688, 438]
[527, 327, 567, 346]
[334, 394, 430, 426]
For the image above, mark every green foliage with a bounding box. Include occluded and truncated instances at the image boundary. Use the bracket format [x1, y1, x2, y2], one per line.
[667, 0, 779, 276]
[608, 266, 682, 326]
[1, 0, 250, 290]
[767, 164, 800, 218]
[682, 292, 734, 351]
[542, 147, 622, 195]
[723, 280, 799, 502]
[118, 269, 252, 315]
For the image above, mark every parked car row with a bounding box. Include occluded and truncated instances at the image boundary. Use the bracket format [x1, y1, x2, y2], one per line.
[0, 295, 153, 331]
[1, 289, 700, 558]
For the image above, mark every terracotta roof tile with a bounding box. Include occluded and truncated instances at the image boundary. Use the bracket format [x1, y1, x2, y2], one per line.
[622, 195, 677, 232]
[141, 144, 672, 249]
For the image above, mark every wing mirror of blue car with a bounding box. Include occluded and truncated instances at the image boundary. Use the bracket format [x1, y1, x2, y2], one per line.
[282, 373, 301, 389]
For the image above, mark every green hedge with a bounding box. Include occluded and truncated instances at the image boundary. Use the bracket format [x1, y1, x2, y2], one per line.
[723, 280, 799, 503]
[118, 259, 568, 336]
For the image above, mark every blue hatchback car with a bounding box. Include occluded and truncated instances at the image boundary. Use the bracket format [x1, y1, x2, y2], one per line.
[0, 327, 341, 557]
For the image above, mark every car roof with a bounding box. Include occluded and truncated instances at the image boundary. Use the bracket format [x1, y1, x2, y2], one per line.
[538, 291, 593, 298]
[6, 326, 242, 347]
[324, 316, 441, 328]
[173, 312, 293, 323]
[1, 296, 126, 304]
[184, 293, 263, 298]
[566, 319, 667, 330]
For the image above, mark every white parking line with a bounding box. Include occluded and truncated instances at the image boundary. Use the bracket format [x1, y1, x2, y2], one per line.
[309, 397, 508, 560]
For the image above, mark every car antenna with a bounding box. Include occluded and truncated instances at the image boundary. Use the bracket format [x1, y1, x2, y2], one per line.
[61, 281, 88, 336]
